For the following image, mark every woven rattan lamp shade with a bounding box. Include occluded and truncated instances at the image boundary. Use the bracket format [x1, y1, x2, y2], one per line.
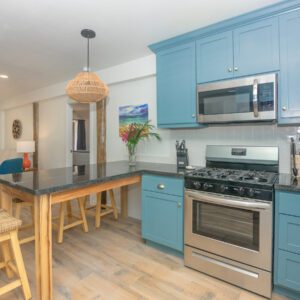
[66, 71, 109, 103]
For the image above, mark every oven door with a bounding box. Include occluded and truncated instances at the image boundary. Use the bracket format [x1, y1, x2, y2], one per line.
[185, 190, 273, 271]
[197, 73, 277, 123]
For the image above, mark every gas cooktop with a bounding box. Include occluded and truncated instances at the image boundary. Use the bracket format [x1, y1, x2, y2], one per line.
[188, 167, 277, 185]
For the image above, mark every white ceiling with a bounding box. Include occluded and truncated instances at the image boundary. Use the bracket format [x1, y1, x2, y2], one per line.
[0, 0, 282, 102]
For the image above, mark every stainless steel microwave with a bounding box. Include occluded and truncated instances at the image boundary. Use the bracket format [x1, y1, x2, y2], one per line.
[197, 73, 277, 124]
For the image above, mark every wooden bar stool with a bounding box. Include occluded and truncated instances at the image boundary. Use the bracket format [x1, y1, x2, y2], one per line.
[0, 209, 31, 299]
[85, 190, 118, 228]
[53, 197, 88, 243]
[13, 199, 35, 245]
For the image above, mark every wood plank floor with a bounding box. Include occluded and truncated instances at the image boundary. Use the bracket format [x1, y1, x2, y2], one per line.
[0, 209, 290, 300]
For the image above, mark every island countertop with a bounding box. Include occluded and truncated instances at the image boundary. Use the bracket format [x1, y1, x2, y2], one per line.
[0, 161, 190, 195]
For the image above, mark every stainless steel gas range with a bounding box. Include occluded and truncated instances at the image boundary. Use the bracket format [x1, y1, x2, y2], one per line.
[184, 145, 279, 298]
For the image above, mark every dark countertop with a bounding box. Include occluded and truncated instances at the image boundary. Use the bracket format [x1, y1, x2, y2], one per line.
[275, 173, 300, 192]
[0, 161, 189, 195]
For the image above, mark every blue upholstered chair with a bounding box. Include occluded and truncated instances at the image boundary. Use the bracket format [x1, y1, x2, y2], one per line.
[0, 158, 23, 175]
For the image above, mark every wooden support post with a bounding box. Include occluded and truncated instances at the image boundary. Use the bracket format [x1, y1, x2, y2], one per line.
[120, 186, 128, 218]
[34, 195, 52, 300]
[97, 99, 107, 206]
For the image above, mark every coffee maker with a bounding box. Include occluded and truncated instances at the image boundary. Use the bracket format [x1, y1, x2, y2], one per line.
[176, 140, 189, 169]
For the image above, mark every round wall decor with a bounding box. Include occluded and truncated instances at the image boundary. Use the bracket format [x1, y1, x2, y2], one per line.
[12, 119, 22, 139]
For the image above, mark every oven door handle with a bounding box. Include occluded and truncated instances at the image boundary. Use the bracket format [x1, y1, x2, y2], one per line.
[186, 191, 271, 210]
[253, 79, 259, 118]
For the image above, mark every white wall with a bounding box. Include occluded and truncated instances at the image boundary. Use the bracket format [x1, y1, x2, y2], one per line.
[38, 96, 70, 169]
[4, 104, 33, 150]
[0, 111, 4, 150]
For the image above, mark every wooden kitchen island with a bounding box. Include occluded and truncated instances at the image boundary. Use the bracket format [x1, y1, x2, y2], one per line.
[0, 161, 181, 300]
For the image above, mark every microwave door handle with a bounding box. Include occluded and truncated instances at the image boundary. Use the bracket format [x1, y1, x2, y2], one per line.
[253, 79, 259, 118]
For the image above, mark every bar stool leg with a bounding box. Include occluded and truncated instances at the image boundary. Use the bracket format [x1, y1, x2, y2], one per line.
[78, 197, 88, 233]
[95, 194, 102, 228]
[9, 231, 31, 300]
[15, 204, 21, 221]
[1, 242, 14, 279]
[30, 205, 34, 228]
[109, 190, 118, 220]
[57, 202, 66, 243]
[66, 202, 73, 223]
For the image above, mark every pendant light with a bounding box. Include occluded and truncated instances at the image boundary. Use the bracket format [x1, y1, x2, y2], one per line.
[66, 29, 109, 103]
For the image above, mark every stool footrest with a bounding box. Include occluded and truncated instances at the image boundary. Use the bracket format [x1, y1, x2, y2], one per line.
[19, 236, 35, 245]
[0, 279, 22, 296]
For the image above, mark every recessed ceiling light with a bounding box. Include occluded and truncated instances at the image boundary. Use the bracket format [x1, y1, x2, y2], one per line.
[0, 74, 8, 79]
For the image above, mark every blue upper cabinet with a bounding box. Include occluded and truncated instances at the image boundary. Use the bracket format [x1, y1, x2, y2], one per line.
[149, 1, 300, 128]
[278, 9, 300, 125]
[196, 18, 279, 83]
[233, 17, 279, 77]
[196, 31, 233, 83]
[156, 42, 202, 128]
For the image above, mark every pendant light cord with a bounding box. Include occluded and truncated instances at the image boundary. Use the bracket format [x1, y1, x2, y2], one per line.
[87, 37, 90, 71]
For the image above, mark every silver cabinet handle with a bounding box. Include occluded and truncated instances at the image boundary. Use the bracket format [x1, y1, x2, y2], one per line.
[228, 68, 232, 72]
[157, 184, 165, 190]
[282, 106, 287, 111]
[253, 79, 259, 118]
[177, 202, 182, 208]
[234, 67, 238, 71]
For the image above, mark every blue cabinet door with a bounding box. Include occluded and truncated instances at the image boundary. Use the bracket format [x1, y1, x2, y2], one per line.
[279, 214, 300, 255]
[196, 31, 233, 83]
[278, 10, 300, 125]
[277, 250, 300, 292]
[274, 191, 300, 297]
[156, 42, 200, 128]
[142, 191, 183, 252]
[233, 17, 279, 77]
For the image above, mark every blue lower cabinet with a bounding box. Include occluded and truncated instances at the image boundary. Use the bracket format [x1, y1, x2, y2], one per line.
[141, 175, 184, 252]
[275, 191, 300, 298]
[277, 250, 300, 292]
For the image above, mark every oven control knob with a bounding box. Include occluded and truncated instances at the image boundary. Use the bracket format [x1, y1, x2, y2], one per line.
[220, 185, 228, 193]
[193, 181, 201, 189]
[248, 188, 255, 197]
[203, 183, 213, 190]
[238, 187, 245, 196]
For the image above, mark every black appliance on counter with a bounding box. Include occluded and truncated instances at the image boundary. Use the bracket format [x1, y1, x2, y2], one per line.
[176, 140, 189, 169]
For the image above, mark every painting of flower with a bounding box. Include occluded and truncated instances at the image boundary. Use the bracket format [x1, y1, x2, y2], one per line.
[119, 104, 148, 136]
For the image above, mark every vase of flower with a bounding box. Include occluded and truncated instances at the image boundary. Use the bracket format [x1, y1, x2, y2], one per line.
[120, 121, 161, 166]
[127, 144, 137, 166]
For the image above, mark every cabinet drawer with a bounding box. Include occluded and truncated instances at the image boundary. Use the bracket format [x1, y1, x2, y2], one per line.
[277, 191, 300, 217]
[277, 250, 300, 292]
[279, 214, 300, 255]
[142, 175, 184, 197]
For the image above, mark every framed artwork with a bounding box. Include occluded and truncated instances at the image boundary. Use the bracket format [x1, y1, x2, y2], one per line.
[12, 119, 22, 139]
[119, 104, 148, 136]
